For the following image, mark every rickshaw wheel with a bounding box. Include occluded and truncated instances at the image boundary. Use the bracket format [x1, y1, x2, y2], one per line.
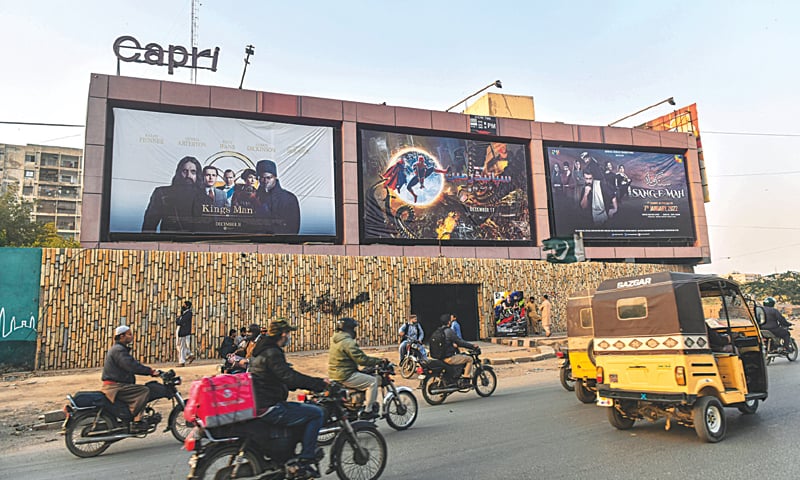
[608, 402, 635, 430]
[737, 399, 759, 415]
[575, 381, 596, 404]
[693, 396, 726, 443]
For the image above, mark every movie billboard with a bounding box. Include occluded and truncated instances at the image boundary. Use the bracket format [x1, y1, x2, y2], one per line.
[108, 108, 337, 239]
[545, 146, 694, 241]
[360, 129, 532, 243]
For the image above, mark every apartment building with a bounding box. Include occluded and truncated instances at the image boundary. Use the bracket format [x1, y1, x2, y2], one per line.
[0, 143, 83, 239]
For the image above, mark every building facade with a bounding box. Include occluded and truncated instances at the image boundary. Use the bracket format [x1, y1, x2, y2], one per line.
[0, 143, 83, 239]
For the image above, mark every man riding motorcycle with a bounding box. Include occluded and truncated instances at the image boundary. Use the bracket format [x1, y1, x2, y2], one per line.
[101, 325, 161, 432]
[432, 314, 479, 388]
[762, 297, 793, 352]
[328, 317, 388, 420]
[249, 318, 329, 479]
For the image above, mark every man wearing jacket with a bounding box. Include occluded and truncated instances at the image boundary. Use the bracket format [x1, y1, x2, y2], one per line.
[762, 297, 793, 352]
[433, 314, 479, 387]
[328, 317, 387, 420]
[176, 300, 195, 367]
[250, 319, 328, 479]
[101, 325, 161, 432]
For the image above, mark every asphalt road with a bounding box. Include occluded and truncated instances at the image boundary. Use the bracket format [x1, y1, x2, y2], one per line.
[3, 360, 799, 480]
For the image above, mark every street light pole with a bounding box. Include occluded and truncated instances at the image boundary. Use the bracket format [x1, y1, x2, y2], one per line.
[238, 45, 255, 90]
[445, 80, 503, 113]
[607, 97, 676, 127]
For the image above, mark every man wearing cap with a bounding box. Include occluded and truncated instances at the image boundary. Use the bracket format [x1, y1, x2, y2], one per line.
[102, 326, 161, 432]
[255, 159, 301, 235]
[250, 319, 328, 478]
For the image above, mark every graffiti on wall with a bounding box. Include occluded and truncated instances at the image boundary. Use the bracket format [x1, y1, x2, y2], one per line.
[299, 291, 371, 316]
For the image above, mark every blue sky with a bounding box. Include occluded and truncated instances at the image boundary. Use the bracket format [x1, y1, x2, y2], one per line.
[1, 1, 798, 275]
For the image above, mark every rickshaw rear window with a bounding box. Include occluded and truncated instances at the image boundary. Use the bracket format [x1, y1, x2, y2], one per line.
[580, 308, 593, 328]
[617, 297, 648, 320]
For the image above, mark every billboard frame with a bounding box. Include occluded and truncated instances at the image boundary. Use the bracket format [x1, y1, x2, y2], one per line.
[542, 141, 696, 247]
[100, 100, 343, 244]
[356, 123, 536, 247]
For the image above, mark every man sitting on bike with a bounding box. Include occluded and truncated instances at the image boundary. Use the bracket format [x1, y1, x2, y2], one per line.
[250, 318, 328, 479]
[398, 313, 427, 362]
[328, 317, 388, 420]
[432, 314, 479, 388]
[101, 325, 161, 433]
[762, 297, 793, 352]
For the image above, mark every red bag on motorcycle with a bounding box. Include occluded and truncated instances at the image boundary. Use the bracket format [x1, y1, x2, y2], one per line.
[184, 372, 256, 427]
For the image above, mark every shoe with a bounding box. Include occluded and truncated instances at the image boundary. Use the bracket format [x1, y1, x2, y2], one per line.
[297, 460, 322, 479]
[359, 404, 380, 420]
[458, 378, 471, 388]
[187, 355, 195, 365]
[129, 421, 148, 433]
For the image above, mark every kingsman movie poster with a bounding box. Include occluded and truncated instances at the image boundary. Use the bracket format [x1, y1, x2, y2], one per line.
[108, 108, 337, 238]
[360, 129, 532, 243]
[545, 146, 695, 241]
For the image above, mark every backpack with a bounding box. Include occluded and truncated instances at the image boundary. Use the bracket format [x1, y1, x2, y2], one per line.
[429, 326, 448, 360]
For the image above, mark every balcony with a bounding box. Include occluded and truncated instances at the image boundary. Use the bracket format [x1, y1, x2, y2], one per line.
[60, 155, 80, 169]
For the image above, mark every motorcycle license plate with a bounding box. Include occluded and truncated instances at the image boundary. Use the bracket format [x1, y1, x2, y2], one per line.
[596, 395, 613, 407]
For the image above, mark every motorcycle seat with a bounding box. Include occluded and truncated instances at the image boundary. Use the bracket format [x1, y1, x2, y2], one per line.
[72, 391, 113, 409]
[421, 359, 448, 371]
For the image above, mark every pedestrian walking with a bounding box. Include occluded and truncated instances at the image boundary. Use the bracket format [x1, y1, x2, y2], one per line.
[541, 294, 552, 337]
[176, 300, 195, 366]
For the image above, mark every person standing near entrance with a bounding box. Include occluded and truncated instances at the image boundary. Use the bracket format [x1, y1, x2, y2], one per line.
[176, 300, 195, 367]
[540, 294, 553, 337]
[525, 296, 541, 335]
[449, 313, 463, 339]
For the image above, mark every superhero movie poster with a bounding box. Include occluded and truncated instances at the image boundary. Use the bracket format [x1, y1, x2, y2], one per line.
[360, 129, 532, 243]
[545, 146, 695, 241]
[493, 290, 527, 337]
[108, 108, 336, 238]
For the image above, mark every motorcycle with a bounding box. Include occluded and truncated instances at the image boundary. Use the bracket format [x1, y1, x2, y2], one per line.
[63, 369, 191, 458]
[555, 345, 575, 392]
[398, 341, 426, 379]
[419, 348, 497, 405]
[185, 383, 387, 480]
[309, 361, 417, 446]
[763, 326, 797, 364]
[221, 353, 248, 374]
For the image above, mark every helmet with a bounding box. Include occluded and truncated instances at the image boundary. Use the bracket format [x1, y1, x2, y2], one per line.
[336, 317, 358, 333]
[763, 297, 776, 307]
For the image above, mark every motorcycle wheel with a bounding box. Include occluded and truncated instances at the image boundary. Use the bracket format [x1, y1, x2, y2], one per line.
[168, 404, 194, 443]
[64, 413, 114, 458]
[399, 357, 416, 379]
[575, 381, 597, 404]
[384, 391, 418, 430]
[421, 376, 448, 405]
[788, 339, 798, 362]
[192, 444, 263, 480]
[473, 368, 497, 397]
[332, 423, 387, 480]
[559, 365, 576, 392]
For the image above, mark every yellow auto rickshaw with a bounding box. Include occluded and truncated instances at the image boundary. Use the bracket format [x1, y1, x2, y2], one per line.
[565, 290, 597, 404]
[593, 272, 768, 443]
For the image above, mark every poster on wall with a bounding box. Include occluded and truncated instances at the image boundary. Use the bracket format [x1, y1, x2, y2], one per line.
[360, 129, 532, 243]
[544, 145, 695, 241]
[0, 248, 41, 371]
[108, 108, 337, 239]
[493, 290, 527, 337]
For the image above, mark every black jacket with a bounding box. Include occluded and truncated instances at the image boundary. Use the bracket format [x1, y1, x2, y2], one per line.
[177, 307, 193, 337]
[762, 306, 791, 331]
[255, 181, 301, 234]
[141, 184, 201, 233]
[101, 342, 153, 384]
[441, 326, 476, 358]
[249, 337, 326, 410]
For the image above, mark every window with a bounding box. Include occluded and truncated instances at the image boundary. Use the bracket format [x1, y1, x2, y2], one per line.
[59, 186, 79, 198]
[41, 153, 59, 166]
[57, 201, 76, 214]
[25, 154, 36, 163]
[56, 217, 76, 230]
[60, 174, 76, 184]
[579, 308, 593, 329]
[38, 185, 58, 197]
[617, 297, 648, 320]
[38, 201, 57, 214]
[60, 155, 79, 169]
[22, 186, 34, 196]
[25, 170, 35, 178]
[36, 215, 56, 225]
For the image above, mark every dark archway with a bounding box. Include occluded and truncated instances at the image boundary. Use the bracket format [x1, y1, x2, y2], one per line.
[410, 284, 480, 341]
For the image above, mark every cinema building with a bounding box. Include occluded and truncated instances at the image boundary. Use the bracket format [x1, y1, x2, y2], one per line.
[24, 73, 711, 370]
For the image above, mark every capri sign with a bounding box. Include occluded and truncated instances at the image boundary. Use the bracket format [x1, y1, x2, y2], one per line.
[113, 35, 220, 75]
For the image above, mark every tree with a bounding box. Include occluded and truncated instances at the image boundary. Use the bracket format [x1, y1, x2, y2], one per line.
[741, 271, 800, 305]
[0, 190, 80, 248]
